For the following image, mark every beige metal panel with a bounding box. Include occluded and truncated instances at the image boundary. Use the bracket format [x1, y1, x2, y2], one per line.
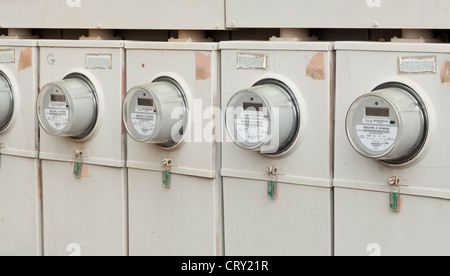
[0, 0, 225, 30]
[38, 40, 126, 168]
[223, 178, 333, 256]
[220, 41, 334, 256]
[334, 42, 450, 199]
[226, 0, 450, 29]
[220, 41, 335, 187]
[335, 41, 450, 53]
[128, 169, 222, 256]
[0, 40, 39, 158]
[334, 42, 450, 256]
[335, 188, 450, 256]
[125, 42, 223, 255]
[0, 156, 41, 256]
[42, 160, 127, 256]
[125, 42, 220, 178]
[0, 40, 41, 256]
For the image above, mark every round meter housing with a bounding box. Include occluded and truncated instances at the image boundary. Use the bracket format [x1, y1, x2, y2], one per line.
[0, 72, 14, 132]
[346, 83, 428, 164]
[226, 79, 300, 155]
[123, 77, 188, 148]
[37, 74, 98, 140]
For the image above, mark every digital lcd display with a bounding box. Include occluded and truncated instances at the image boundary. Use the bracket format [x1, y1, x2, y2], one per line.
[366, 107, 389, 117]
[138, 98, 153, 107]
[51, 94, 66, 102]
[243, 102, 263, 111]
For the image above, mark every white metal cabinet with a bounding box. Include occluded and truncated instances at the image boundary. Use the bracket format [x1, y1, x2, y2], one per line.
[38, 40, 127, 256]
[220, 41, 335, 256]
[41, 161, 127, 256]
[223, 178, 333, 256]
[335, 188, 450, 256]
[38, 40, 126, 168]
[125, 42, 222, 256]
[128, 170, 220, 256]
[0, 0, 226, 30]
[0, 40, 39, 158]
[0, 155, 40, 256]
[225, 0, 450, 29]
[334, 42, 450, 256]
[0, 40, 41, 256]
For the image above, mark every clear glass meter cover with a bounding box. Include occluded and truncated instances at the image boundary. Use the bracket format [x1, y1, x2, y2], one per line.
[37, 75, 98, 139]
[123, 77, 188, 148]
[346, 83, 428, 164]
[0, 72, 14, 131]
[226, 79, 300, 155]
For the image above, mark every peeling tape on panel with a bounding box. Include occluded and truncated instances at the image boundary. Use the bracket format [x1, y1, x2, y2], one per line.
[196, 52, 211, 80]
[441, 60, 450, 84]
[306, 52, 325, 80]
[18, 48, 32, 71]
[399, 56, 436, 74]
[81, 164, 91, 178]
[0, 49, 14, 64]
[86, 54, 112, 69]
[237, 53, 268, 70]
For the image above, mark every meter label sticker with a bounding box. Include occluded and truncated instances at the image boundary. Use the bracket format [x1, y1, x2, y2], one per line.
[135, 106, 154, 113]
[363, 118, 390, 125]
[49, 102, 67, 109]
[131, 113, 156, 136]
[44, 109, 69, 130]
[86, 54, 112, 69]
[356, 125, 397, 152]
[237, 53, 268, 70]
[0, 50, 15, 64]
[235, 111, 269, 144]
[399, 56, 436, 74]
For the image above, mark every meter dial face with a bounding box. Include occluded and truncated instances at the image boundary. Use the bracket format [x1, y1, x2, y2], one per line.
[231, 91, 270, 149]
[0, 72, 14, 132]
[125, 88, 158, 140]
[349, 95, 399, 156]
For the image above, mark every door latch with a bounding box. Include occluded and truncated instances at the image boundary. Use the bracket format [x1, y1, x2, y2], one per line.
[162, 159, 173, 189]
[74, 150, 89, 178]
[388, 176, 409, 212]
[267, 166, 280, 199]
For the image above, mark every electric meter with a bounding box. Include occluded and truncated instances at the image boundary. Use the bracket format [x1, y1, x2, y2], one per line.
[226, 79, 300, 155]
[37, 74, 98, 140]
[346, 83, 428, 164]
[123, 77, 188, 148]
[0, 72, 14, 132]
